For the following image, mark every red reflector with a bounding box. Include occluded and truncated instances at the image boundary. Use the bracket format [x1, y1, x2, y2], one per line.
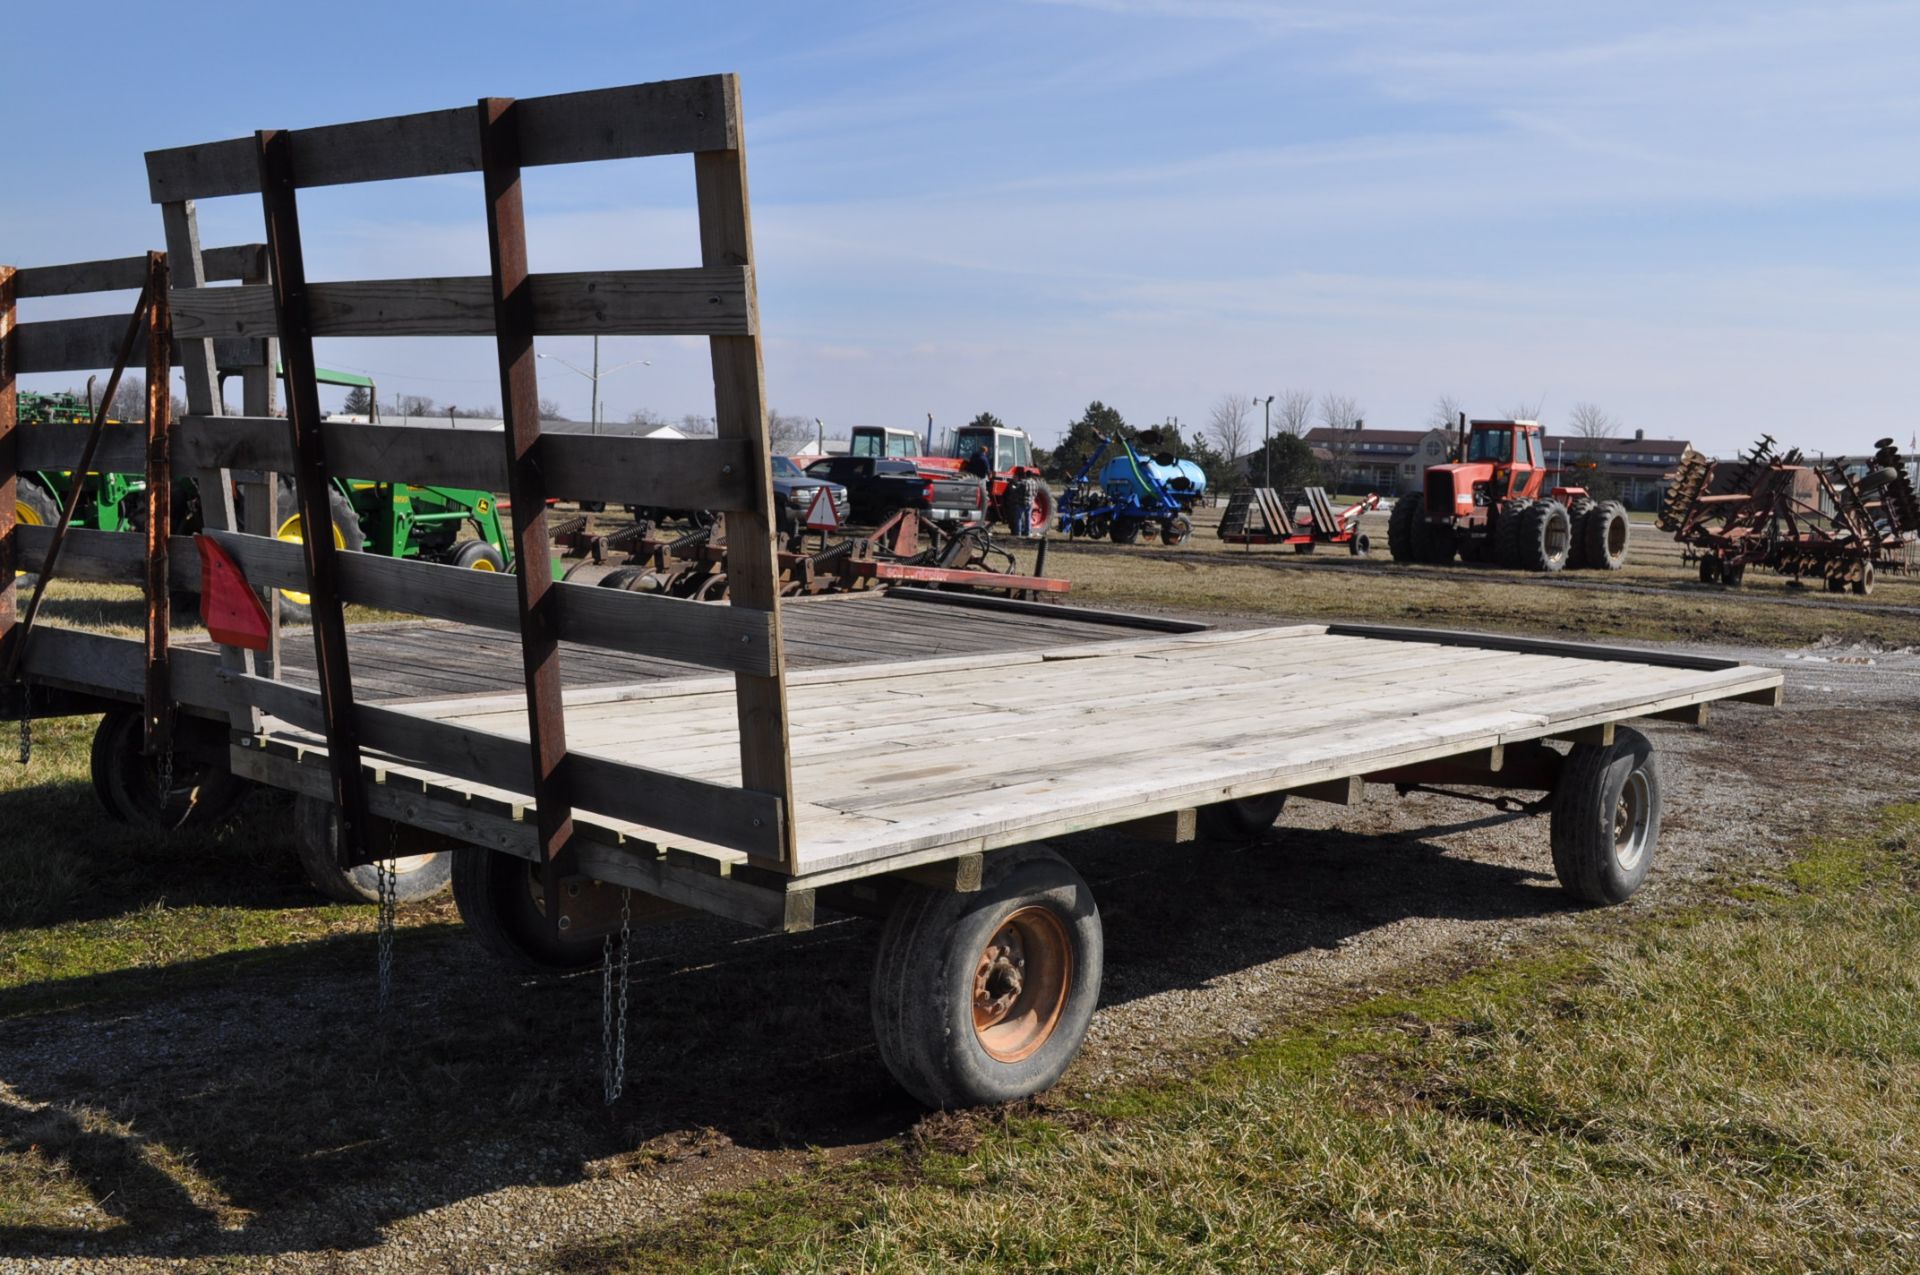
[195, 536, 272, 651]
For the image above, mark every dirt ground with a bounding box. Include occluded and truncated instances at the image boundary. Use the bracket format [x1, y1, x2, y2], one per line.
[3, 602, 1916, 1272]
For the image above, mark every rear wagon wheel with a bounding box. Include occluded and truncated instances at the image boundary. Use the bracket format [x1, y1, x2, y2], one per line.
[1551, 726, 1662, 905]
[90, 707, 250, 830]
[872, 844, 1102, 1107]
[451, 845, 604, 971]
[292, 794, 453, 904]
[1198, 791, 1288, 839]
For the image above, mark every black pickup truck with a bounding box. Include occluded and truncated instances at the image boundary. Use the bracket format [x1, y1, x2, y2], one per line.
[803, 457, 988, 525]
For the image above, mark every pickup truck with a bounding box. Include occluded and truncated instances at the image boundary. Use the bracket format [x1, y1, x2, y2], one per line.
[771, 455, 852, 532]
[802, 456, 988, 525]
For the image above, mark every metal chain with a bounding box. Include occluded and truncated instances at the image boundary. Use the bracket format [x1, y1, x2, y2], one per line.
[602, 887, 633, 1105]
[375, 821, 398, 1014]
[16, 685, 31, 766]
[156, 738, 176, 816]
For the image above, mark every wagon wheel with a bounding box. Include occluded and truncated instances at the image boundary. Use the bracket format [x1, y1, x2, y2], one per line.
[1198, 791, 1288, 839]
[90, 707, 251, 831]
[291, 794, 453, 904]
[1348, 533, 1371, 557]
[1551, 726, 1662, 905]
[872, 844, 1102, 1107]
[451, 846, 604, 971]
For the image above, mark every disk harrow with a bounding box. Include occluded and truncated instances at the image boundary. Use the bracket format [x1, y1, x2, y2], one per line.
[1663, 435, 1919, 595]
[561, 508, 1069, 601]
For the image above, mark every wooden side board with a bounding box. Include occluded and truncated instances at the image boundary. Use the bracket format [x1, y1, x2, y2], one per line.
[17, 415, 757, 511]
[145, 75, 738, 201]
[171, 268, 753, 339]
[15, 524, 777, 677]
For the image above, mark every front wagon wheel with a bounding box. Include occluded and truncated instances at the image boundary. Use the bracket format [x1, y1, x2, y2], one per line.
[872, 844, 1102, 1108]
[1550, 726, 1662, 905]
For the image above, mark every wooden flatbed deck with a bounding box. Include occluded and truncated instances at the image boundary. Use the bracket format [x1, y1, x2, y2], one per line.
[241, 621, 1784, 887]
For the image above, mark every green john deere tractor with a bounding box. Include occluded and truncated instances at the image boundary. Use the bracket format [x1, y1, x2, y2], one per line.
[17, 370, 513, 618]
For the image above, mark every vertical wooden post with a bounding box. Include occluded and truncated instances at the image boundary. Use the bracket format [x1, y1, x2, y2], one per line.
[0, 265, 16, 675]
[478, 97, 574, 867]
[141, 252, 173, 755]
[694, 77, 795, 868]
[256, 129, 371, 866]
[161, 198, 261, 732]
[237, 244, 280, 678]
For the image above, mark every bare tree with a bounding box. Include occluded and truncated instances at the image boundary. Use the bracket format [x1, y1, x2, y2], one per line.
[538, 396, 570, 422]
[1275, 389, 1314, 437]
[393, 394, 436, 419]
[1318, 393, 1362, 431]
[626, 407, 668, 428]
[1567, 401, 1618, 441]
[1427, 394, 1465, 431]
[1503, 396, 1546, 424]
[678, 413, 716, 436]
[1207, 393, 1256, 460]
[766, 409, 815, 454]
[1316, 393, 1364, 488]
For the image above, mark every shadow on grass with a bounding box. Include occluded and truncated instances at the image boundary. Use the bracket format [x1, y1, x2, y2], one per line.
[0, 812, 1573, 1262]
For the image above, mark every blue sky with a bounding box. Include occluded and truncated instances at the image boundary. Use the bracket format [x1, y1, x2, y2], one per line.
[6, 0, 1916, 455]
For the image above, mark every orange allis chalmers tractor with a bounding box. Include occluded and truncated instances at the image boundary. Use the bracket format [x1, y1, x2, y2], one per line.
[1388, 417, 1630, 572]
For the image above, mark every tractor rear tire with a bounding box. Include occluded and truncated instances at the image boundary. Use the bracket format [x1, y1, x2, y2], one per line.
[1551, 726, 1661, 905]
[1410, 510, 1457, 565]
[274, 482, 365, 624]
[1387, 494, 1420, 563]
[1494, 498, 1533, 567]
[1582, 500, 1630, 570]
[292, 794, 454, 905]
[1198, 792, 1289, 839]
[90, 707, 250, 830]
[871, 844, 1101, 1108]
[1517, 500, 1572, 572]
[450, 540, 507, 572]
[12, 481, 60, 589]
[451, 845, 605, 971]
[1563, 496, 1597, 568]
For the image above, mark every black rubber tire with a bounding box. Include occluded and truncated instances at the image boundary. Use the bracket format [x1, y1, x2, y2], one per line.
[13, 481, 60, 588]
[291, 794, 454, 905]
[1724, 561, 1746, 587]
[1349, 533, 1370, 557]
[1197, 792, 1289, 840]
[1563, 496, 1597, 568]
[1161, 515, 1192, 547]
[1517, 500, 1572, 572]
[1410, 509, 1457, 564]
[1551, 726, 1661, 905]
[1698, 555, 1722, 584]
[1387, 494, 1420, 563]
[450, 540, 507, 571]
[1853, 561, 1875, 596]
[90, 707, 250, 830]
[1582, 500, 1629, 570]
[1493, 498, 1533, 567]
[1825, 574, 1846, 593]
[871, 844, 1102, 1108]
[451, 844, 604, 971]
[275, 482, 365, 623]
[1110, 518, 1141, 545]
[1857, 466, 1898, 493]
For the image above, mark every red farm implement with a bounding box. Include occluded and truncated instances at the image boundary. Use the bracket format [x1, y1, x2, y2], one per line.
[1218, 487, 1379, 554]
[1659, 435, 1920, 595]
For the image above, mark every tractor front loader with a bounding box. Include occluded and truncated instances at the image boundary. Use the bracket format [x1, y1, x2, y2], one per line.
[1388, 417, 1630, 574]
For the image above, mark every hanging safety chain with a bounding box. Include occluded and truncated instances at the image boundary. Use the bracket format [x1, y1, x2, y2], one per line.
[375, 821, 398, 1014]
[155, 738, 176, 815]
[15, 684, 30, 766]
[601, 887, 633, 1105]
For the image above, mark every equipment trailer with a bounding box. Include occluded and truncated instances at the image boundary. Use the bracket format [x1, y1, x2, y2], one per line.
[1, 77, 1783, 1109]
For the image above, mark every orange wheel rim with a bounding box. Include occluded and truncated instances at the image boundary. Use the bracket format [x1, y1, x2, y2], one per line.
[972, 905, 1072, 1063]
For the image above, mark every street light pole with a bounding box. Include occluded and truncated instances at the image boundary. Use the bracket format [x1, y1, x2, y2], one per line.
[590, 335, 600, 434]
[1253, 394, 1275, 486]
[537, 345, 649, 435]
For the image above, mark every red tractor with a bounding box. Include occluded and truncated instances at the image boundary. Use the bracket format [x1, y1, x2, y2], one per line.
[1388, 418, 1630, 572]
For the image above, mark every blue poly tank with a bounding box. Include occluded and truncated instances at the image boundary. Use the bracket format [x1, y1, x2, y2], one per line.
[1099, 451, 1207, 500]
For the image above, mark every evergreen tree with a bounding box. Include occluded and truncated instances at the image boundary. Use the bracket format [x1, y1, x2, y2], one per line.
[340, 385, 372, 416]
[1047, 401, 1133, 480]
[1239, 433, 1321, 491]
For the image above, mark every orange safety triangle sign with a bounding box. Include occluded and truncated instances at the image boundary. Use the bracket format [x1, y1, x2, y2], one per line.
[195, 536, 273, 651]
[803, 486, 842, 531]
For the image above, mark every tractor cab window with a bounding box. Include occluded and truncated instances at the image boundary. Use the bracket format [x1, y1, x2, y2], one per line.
[1524, 432, 1543, 468]
[1467, 427, 1513, 463]
[887, 433, 917, 459]
[851, 433, 882, 458]
[997, 436, 1026, 471]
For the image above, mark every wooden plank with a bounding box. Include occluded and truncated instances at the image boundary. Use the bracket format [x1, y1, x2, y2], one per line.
[695, 78, 796, 871]
[479, 96, 573, 866]
[257, 127, 372, 865]
[14, 255, 148, 299]
[1324, 622, 1745, 672]
[0, 265, 14, 673]
[141, 254, 174, 754]
[13, 313, 164, 375]
[17, 418, 755, 512]
[145, 75, 736, 201]
[1649, 702, 1709, 726]
[169, 268, 753, 340]
[1114, 808, 1197, 844]
[202, 243, 268, 284]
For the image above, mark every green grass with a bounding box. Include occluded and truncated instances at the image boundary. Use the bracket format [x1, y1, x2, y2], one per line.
[569, 805, 1920, 1274]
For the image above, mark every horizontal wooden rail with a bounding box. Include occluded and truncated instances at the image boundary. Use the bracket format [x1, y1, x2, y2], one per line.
[171, 267, 752, 340]
[17, 415, 758, 510]
[146, 75, 737, 202]
[14, 244, 263, 298]
[15, 525, 777, 676]
[15, 626, 782, 856]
